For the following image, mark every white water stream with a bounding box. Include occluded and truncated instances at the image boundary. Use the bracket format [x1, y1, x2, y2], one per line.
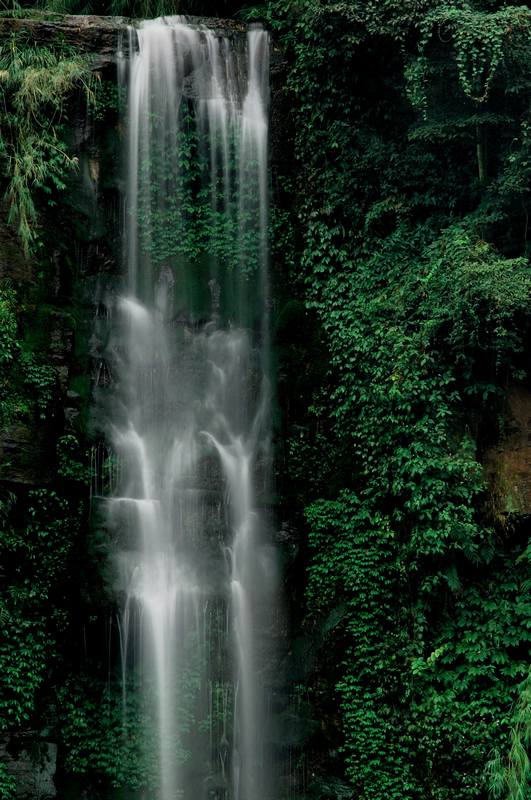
[104, 17, 275, 800]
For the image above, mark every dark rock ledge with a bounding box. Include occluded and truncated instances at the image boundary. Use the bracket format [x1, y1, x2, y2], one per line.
[0, 14, 247, 66]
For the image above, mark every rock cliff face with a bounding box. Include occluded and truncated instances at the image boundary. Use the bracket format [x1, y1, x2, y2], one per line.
[0, 14, 247, 64]
[0, 11, 286, 490]
[0, 25, 112, 787]
[486, 387, 531, 516]
[0, 15, 290, 799]
[0, 15, 128, 66]
[1, 735, 57, 800]
[0, 213, 32, 283]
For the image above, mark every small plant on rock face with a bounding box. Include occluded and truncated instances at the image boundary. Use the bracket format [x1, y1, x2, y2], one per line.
[0, 282, 59, 433]
[0, 35, 94, 254]
[486, 672, 531, 800]
[0, 760, 16, 800]
[0, 284, 18, 429]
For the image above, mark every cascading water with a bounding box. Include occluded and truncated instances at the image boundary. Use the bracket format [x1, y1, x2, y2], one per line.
[101, 17, 275, 800]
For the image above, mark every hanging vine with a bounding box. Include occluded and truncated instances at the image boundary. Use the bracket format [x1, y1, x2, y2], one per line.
[408, 5, 531, 108]
[0, 34, 94, 253]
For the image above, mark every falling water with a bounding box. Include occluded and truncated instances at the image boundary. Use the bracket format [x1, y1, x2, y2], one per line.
[104, 17, 275, 800]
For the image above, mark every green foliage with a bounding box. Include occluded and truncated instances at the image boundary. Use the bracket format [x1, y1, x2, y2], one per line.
[487, 672, 531, 800]
[57, 666, 210, 790]
[136, 106, 261, 278]
[0, 282, 58, 436]
[19, 350, 56, 419]
[57, 434, 92, 482]
[2, 4, 531, 800]
[0, 35, 93, 253]
[306, 494, 417, 798]
[90, 76, 121, 123]
[0, 761, 16, 800]
[0, 284, 19, 428]
[57, 676, 160, 789]
[0, 489, 82, 729]
[264, 0, 531, 796]
[410, 5, 531, 106]
[42, 0, 180, 15]
[410, 552, 531, 798]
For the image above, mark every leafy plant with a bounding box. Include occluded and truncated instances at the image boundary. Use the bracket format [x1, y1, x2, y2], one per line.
[0, 35, 93, 253]
[0, 283, 19, 428]
[262, 0, 531, 796]
[487, 672, 531, 800]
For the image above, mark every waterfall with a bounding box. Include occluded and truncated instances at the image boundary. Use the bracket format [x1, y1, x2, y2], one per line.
[102, 17, 275, 800]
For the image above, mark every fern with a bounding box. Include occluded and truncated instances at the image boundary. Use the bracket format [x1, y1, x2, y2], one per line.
[486, 672, 531, 800]
[0, 35, 94, 254]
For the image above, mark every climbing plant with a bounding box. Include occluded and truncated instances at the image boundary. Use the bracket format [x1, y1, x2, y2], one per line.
[409, 5, 531, 106]
[0, 35, 93, 253]
[0, 489, 82, 727]
[260, 0, 531, 797]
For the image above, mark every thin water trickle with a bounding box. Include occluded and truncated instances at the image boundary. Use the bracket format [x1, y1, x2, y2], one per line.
[104, 17, 275, 800]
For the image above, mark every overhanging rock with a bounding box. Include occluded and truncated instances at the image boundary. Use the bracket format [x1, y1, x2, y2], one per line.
[0, 14, 247, 67]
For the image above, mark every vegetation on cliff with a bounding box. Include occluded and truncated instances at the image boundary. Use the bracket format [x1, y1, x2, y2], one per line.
[1, 2, 531, 799]
[263, 2, 531, 798]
